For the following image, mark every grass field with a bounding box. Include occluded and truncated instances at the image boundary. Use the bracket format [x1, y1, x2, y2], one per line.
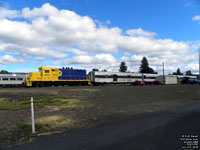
[0, 84, 200, 147]
[0, 96, 84, 110]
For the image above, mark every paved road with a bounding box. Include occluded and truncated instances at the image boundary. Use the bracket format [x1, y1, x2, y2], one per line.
[7, 104, 200, 150]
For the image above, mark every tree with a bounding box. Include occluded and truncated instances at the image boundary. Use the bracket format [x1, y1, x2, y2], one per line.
[139, 57, 157, 74]
[101, 69, 107, 72]
[185, 70, 192, 75]
[92, 68, 99, 71]
[119, 62, 127, 72]
[0, 70, 9, 74]
[173, 68, 183, 75]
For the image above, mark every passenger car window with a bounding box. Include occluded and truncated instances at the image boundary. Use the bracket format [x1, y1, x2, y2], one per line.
[17, 78, 23, 81]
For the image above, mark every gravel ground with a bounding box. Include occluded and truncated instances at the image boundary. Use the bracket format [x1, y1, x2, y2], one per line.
[0, 84, 200, 149]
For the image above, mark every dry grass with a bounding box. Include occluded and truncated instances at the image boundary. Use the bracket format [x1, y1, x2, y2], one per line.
[35, 115, 75, 130]
[44, 98, 85, 110]
[0, 98, 6, 102]
[0, 97, 85, 110]
[15, 115, 76, 142]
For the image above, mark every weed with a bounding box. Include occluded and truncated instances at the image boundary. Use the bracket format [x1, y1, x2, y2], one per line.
[16, 123, 32, 138]
[0, 127, 3, 132]
[16, 123, 30, 130]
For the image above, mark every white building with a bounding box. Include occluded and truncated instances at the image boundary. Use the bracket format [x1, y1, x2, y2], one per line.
[156, 75, 177, 84]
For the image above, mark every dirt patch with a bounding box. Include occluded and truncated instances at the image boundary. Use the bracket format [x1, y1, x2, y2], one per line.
[0, 85, 200, 148]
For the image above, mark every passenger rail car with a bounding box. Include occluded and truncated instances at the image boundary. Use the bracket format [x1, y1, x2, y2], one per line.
[177, 75, 197, 81]
[25, 67, 90, 87]
[88, 71, 159, 85]
[143, 73, 160, 83]
[0, 74, 25, 87]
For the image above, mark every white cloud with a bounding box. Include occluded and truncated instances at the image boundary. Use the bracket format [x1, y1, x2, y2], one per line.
[66, 53, 116, 65]
[184, 64, 199, 74]
[120, 55, 143, 63]
[126, 28, 156, 37]
[60, 53, 118, 72]
[0, 19, 41, 45]
[0, 55, 24, 65]
[22, 3, 59, 19]
[0, 7, 20, 19]
[106, 20, 111, 25]
[68, 48, 88, 55]
[35, 57, 45, 60]
[28, 47, 67, 59]
[192, 15, 200, 21]
[0, 3, 198, 74]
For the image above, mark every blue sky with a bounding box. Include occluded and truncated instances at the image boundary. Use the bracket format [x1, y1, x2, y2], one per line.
[0, 0, 200, 74]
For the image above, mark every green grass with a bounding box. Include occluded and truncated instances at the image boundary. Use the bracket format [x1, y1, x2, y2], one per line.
[0, 96, 84, 110]
[0, 127, 3, 132]
[16, 123, 32, 139]
[16, 122, 51, 132]
[16, 123, 47, 139]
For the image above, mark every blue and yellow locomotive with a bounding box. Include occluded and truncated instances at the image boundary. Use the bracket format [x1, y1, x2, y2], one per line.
[25, 67, 90, 87]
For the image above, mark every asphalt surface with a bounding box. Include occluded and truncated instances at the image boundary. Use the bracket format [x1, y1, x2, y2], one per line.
[6, 103, 200, 150]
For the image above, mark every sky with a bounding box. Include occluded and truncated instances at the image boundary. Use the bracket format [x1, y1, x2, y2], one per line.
[0, 0, 200, 74]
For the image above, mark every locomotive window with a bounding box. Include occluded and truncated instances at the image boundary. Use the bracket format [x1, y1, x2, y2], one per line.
[17, 78, 23, 81]
[10, 78, 16, 80]
[2, 78, 8, 80]
[45, 70, 49, 73]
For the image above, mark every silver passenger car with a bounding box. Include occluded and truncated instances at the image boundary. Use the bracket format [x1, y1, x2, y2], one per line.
[88, 71, 159, 85]
[0, 74, 26, 86]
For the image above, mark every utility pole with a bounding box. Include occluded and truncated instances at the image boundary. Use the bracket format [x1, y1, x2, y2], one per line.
[162, 62, 165, 83]
[162, 62, 165, 76]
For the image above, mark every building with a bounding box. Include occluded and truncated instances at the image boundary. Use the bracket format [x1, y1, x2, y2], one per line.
[156, 75, 177, 84]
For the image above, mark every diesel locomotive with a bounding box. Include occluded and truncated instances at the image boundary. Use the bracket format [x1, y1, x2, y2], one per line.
[25, 67, 90, 87]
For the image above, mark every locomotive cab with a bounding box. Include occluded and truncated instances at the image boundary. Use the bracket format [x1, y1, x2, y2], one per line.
[38, 67, 62, 81]
[25, 67, 62, 86]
